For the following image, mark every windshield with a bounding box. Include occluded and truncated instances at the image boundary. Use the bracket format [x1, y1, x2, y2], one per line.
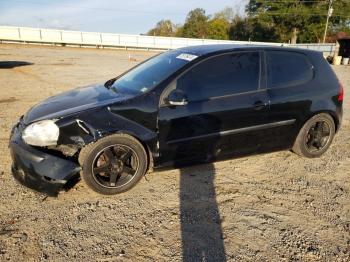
[110, 50, 196, 94]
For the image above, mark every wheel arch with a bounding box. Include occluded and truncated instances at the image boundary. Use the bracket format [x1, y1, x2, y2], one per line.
[292, 110, 338, 149]
[309, 97, 341, 132]
[307, 110, 340, 132]
[112, 130, 155, 172]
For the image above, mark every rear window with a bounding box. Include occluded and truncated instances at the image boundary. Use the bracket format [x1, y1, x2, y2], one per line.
[266, 51, 313, 89]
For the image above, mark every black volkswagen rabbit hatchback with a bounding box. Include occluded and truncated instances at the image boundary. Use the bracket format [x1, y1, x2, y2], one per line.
[10, 45, 343, 195]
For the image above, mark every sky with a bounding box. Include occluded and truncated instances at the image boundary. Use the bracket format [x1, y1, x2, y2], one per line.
[0, 0, 247, 34]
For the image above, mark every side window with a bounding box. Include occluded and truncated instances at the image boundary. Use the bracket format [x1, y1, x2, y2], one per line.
[176, 52, 260, 102]
[266, 51, 313, 89]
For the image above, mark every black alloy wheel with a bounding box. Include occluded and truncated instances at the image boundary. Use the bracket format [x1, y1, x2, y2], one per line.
[292, 113, 335, 158]
[305, 121, 332, 153]
[79, 134, 148, 195]
[92, 145, 138, 188]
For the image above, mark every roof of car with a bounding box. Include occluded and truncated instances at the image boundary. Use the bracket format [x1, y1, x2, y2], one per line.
[176, 44, 318, 56]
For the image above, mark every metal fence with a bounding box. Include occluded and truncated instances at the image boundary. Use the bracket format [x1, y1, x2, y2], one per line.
[0, 26, 336, 55]
[289, 43, 336, 56]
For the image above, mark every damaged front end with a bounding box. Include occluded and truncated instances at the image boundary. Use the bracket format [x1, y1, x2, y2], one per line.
[9, 81, 160, 196]
[49, 117, 99, 157]
[9, 117, 92, 196]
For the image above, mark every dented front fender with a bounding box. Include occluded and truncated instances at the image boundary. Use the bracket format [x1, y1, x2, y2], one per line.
[54, 106, 159, 160]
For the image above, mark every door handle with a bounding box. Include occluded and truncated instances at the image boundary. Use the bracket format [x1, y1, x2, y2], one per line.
[253, 101, 267, 111]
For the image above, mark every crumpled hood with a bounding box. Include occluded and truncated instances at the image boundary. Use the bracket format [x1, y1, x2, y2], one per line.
[23, 83, 133, 124]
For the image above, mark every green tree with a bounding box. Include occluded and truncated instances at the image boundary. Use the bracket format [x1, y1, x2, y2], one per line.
[246, 0, 350, 43]
[175, 26, 184, 37]
[207, 18, 230, 40]
[182, 8, 209, 38]
[229, 15, 277, 42]
[147, 20, 176, 37]
[145, 2, 350, 42]
[214, 7, 235, 22]
[328, 1, 350, 37]
[205, 7, 236, 40]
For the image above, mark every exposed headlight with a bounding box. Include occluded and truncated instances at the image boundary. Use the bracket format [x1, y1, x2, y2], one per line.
[22, 120, 59, 146]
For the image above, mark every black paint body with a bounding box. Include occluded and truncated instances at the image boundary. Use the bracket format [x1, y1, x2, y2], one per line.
[9, 45, 343, 195]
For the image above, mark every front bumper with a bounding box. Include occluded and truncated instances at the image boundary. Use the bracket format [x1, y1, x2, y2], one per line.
[9, 120, 81, 196]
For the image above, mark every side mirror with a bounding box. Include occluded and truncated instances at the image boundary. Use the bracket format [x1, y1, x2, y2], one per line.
[167, 89, 188, 106]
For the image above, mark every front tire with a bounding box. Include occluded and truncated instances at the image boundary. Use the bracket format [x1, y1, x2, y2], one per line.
[292, 113, 335, 158]
[79, 134, 148, 195]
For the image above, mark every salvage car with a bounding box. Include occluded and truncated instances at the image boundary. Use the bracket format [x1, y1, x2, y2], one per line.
[9, 45, 343, 195]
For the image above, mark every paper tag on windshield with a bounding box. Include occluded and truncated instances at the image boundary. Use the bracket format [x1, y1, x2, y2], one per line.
[176, 53, 198, 61]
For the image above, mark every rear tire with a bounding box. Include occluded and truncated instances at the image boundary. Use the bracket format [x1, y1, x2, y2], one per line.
[292, 113, 335, 158]
[79, 134, 148, 195]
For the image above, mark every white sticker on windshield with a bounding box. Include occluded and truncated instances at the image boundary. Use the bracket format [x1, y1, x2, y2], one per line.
[176, 53, 198, 61]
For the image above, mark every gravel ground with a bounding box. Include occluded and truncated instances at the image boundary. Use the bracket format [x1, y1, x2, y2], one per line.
[0, 43, 349, 262]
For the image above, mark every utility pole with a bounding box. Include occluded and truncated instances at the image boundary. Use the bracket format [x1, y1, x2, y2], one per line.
[323, 0, 334, 43]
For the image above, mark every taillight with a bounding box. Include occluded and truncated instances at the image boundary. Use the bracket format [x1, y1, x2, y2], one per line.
[339, 82, 344, 102]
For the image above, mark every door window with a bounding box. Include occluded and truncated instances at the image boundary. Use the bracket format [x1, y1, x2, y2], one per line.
[266, 51, 313, 89]
[176, 52, 260, 102]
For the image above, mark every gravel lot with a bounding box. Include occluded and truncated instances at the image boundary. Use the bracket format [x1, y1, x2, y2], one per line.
[0, 43, 349, 261]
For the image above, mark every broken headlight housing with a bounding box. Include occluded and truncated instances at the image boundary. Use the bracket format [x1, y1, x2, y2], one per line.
[22, 120, 59, 146]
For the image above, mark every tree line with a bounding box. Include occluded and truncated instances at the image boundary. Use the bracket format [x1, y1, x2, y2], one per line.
[147, 1, 350, 43]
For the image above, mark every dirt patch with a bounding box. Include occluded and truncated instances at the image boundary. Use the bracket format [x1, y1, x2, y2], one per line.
[50, 63, 74, 66]
[0, 97, 18, 104]
[0, 43, 349, 261]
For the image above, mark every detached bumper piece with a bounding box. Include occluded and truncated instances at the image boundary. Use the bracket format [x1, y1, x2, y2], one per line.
[9, 124, 81, 196]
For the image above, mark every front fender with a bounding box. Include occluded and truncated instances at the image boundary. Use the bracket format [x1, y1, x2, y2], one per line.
[55, 107, 159, 159]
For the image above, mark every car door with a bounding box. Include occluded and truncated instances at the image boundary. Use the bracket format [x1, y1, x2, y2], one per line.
[265, 50, 315, 150]
[157, 51, 272, 167]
